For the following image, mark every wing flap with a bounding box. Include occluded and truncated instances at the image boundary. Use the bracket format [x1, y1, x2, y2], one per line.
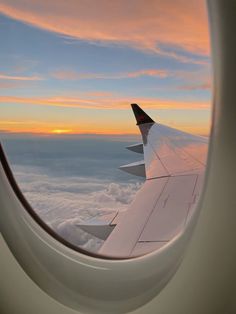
[99, 177, 168, 257]
[139, 174, 198, 242]
[76, 223, 115, 240]
[99, 174, 200, 257]
[131, 241, 167, 257]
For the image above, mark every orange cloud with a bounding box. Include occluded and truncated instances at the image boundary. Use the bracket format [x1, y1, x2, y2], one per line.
[126, 69, 168, 78]
[0, 95, 210, 110]
[178, 82, 211, 91]
[51, 68, 169, 80]
[0, 0, 209, 62]
[86, 91, 114, 98]
[0, 73, 43, 81]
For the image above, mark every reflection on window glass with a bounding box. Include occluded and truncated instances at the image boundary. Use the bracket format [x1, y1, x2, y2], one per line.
[0, 0, 211, 258]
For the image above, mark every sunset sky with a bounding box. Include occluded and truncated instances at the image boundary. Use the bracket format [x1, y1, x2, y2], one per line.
[0, 0, 211, 136]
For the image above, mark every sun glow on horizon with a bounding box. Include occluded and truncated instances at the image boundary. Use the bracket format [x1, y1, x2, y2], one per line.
[0, 121, 210, 137]
[51, 129, 73, 134]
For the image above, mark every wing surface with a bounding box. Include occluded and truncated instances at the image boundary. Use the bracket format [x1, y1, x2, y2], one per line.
[76, 104, 208, 257]
[99, 173, 205, 257]
[98, 104, 208, 257]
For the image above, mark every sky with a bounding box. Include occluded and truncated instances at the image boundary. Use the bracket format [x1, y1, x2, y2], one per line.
[0, 0, 212, 136]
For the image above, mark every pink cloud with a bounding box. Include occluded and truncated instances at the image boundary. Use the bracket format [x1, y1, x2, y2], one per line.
[126, 69, 168, 78]
[51, 68, 169, 80]
[0, 95, 210, 111]
[0, 0, 209, 62]
[178, 82, 211, 91]
[0, 73, 43, 81]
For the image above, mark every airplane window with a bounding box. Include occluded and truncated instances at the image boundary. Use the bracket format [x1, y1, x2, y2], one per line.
[0, 0, 211, 259]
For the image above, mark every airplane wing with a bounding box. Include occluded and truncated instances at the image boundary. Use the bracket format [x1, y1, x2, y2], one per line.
[78, 104, 208, 258]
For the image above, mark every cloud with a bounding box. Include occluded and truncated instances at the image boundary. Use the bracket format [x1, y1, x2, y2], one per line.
[126, 69, 168, 78]
[0, 0, 209, 62]
[51, 68, 169, 80]
[0, 95, 210, 110]
[85, 91, 114, 98]
[178, 82, 211, 91]
[0, 81, 27, 89]
[12, 164, 142, 251]
[0, 95, 99, 108]
[9, 58, 39, 74]
[0, 120, 39, 125]
[0, 73, 43, 81]
[0, 71, 43, 88]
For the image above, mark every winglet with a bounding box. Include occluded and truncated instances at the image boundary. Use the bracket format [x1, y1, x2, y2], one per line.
[131, 103, 154, 125]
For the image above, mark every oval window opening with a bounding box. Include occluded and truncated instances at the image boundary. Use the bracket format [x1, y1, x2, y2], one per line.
[0, 1, 211, 259]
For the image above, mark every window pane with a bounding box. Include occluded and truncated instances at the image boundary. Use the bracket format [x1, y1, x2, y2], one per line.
[0, 0, 211, 258]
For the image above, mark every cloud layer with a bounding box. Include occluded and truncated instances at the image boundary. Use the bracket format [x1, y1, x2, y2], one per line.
[0, 0, 209, 62]
[13, 164, 142, 251]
